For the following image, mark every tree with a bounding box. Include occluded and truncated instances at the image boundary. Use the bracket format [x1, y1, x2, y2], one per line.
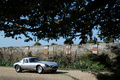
[86, 40, 96, 43]
[0, 0, 119, 43]
[86, 37, 102, 44]
[51, 43, 57, 45]
[33, 42, 41, 46]
[64, 39, 74, 45]
[103, 37, 114, 43]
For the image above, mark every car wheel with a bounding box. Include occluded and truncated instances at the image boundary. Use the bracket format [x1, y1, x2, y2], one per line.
[37, 66, 44, 74]
[51, 70, 57, 73]
[15, 65, 22, 72]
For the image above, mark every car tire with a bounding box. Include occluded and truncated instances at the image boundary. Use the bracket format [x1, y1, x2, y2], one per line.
[37, 66, 44, 74]
[15, 65, 22, 72]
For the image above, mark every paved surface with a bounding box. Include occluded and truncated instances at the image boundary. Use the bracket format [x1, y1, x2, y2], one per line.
[0, 67, 97, 80]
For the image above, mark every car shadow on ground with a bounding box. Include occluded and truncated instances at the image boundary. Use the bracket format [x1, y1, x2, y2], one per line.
[21, 70, 68, 74]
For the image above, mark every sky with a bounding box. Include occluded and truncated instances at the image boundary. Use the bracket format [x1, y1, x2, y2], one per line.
[0, 36, 64, 47]
[0, 29, 103, 47]
[0, 36, 83, 47]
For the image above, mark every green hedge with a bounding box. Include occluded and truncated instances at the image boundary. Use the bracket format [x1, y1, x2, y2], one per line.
[0, 61, 14, 67]
[52, 54, 106, 71]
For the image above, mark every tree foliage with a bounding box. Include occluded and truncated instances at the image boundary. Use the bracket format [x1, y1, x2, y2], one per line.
[64, 38, 74, 45]
[103, 37, 114, 43]
[86, 37, 102, 43]
[33, 42, 41, 46]
[51, 43, 57, 45]
[0, 0, 119, 43]
[86, 40, 96, 43]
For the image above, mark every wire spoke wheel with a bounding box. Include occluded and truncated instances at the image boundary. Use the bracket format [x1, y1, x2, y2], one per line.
[15, 65, 22, 72]
[37, 66, 44, 74]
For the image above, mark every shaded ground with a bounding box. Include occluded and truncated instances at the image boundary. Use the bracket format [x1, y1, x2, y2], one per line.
[0, 67, 109, 80]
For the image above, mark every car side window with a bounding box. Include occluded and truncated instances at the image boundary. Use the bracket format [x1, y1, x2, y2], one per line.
[23, 59, 28, 63]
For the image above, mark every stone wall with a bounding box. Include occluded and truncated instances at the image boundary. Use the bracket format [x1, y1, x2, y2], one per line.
[0, 43, 119, 62]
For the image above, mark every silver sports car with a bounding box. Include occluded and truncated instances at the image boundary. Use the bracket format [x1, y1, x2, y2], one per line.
[13, 57, 59, 74]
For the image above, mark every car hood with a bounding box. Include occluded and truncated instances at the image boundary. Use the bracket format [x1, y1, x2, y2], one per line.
[38, 61, 58, 66]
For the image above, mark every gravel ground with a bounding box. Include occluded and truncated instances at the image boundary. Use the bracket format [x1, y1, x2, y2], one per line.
[0, 67, 98, 80]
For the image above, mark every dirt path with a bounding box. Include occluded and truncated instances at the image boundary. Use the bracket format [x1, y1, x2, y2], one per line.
[0, 67, 97, 80]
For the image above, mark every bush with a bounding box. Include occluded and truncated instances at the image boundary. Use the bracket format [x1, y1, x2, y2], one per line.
[73, 54, 105, 70]
[52, 54, 106, 71]
[53, 55, 72, 68]
[0, 60, 14, 67]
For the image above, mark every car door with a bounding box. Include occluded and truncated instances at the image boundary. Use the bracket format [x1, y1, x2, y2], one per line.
[21, 59, 30, 70]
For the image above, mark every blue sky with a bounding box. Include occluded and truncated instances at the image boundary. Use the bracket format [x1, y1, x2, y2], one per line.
[0, 36, 64, 47]
[0, 29, 103, 47]
[0, 36, 82, 47]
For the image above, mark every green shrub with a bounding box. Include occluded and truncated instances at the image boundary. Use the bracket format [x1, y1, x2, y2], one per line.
[53, 55, 72, 68]
[90, 62, 105, 70]
[0, 60, 14, 67]
[52, 54, 106, 71]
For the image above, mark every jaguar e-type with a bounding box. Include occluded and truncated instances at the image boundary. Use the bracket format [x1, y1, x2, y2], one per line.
[13, 57, 59, 74]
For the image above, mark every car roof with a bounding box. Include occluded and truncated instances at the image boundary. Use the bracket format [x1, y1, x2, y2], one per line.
[23, 57, 38, 59]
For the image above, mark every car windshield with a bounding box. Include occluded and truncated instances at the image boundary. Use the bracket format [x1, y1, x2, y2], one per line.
[29, 58, 40, 62]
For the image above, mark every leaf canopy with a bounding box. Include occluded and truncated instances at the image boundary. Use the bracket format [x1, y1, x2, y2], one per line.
[0, 0, 119, 43]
